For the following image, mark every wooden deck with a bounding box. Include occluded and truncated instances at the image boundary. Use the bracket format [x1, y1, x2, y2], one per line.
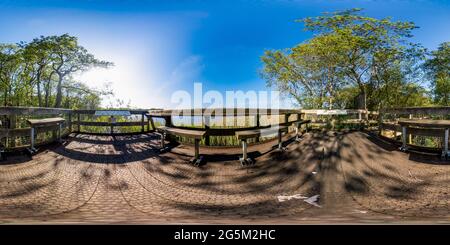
[0, 131, 449, 224]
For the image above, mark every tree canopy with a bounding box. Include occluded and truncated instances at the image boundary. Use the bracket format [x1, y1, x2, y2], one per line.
[261, 8, 444, 110]
[424, 42, 450, 106]
[0, 34, 113, 109]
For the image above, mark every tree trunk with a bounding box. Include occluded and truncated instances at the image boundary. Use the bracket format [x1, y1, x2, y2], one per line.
[44, 82, 50, 107]
[64, 90, 70, 108]
[361, 87, 369, 120]
[37, 82, 42, 107]
[36, 70, 43, 107]
[54, 74, 63, 108]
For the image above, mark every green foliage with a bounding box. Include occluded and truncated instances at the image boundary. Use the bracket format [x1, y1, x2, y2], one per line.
[261, 8, 433, 111]
[425, 42, 450, 105]
[0, 34, 113, 109]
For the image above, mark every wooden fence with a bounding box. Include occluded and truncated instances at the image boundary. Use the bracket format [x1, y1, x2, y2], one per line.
[0, 107, 153, 150]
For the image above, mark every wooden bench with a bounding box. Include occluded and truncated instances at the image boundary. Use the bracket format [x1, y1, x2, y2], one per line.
[235, 126, 288, 165]
[27, 117, 65, 154]
[398, 119, 450, 159]
[156, 126, 206, 165]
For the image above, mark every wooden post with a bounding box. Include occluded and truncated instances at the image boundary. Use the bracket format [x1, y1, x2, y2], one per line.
[163, 116, 172, 142]
[77, 113, 81, 132]
[149, 116, 155, 131]
[9, 115, 16, 148]
[378, 110, 383, 135]
[401, 126, 408, 151]
[408, 114, 413, 144]
[110, 116, 114, 134]
[204, 116, 210, 146]
[164, 116, 173, 127]
[68, 113, 72, 133]
[444, 129, 449, 159]
[141, 113, 145, 133]
[30, 127, 35, 150]
[255, 114, 260, 143]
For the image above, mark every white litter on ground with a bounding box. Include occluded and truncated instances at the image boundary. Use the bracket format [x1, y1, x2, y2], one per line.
[304, 195, 321, 208]
[277, 194, 322, 208]
[277, 194, 308, 202]
[354, 210, 368, 214]
[312, 171, 318, 175]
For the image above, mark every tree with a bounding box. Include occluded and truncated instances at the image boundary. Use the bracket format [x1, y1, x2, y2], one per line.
[425, 42, 450, 105]
[0, 44, 22, 106]
[260, 33, 347, 109]
[44, 34, 112, 108]
[261, 8, 427, 112]
[20, 37, 54, 107]
[0, 34, 114, 109]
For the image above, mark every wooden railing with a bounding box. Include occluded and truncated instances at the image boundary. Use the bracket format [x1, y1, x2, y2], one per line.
[147, 108, 305, 146]
[71, 109, 151, 135]
[3, 105, 447, 152]
[0, 107, 154, 149]
[0, 107, 72, 149]
[379, 106, 450, 152]
[299, 109, 378, 130]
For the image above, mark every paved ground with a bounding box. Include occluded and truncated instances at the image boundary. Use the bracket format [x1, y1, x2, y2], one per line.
[0, 131, 449, 224]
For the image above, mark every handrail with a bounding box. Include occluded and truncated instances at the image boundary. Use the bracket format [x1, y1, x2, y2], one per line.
[0, 107, 153, 149]
[300, 109, 377, 115]
[73, 109, 150, 115]
[147, 108, 302, 117]
[380, 106, 450, 115]
[0, 106, 72, 116]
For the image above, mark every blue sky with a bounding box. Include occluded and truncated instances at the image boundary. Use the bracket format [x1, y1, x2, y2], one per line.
[0, 0, 449, 109]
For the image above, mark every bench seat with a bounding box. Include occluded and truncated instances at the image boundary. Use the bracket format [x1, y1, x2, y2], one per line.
[156, 126, 206, 165]
[26, 117, 66, 155]
[235, 126, 289, 165]
[27, 117, 65, 127]
[236, 126, 288, 140]
[156, 126, 206, 139]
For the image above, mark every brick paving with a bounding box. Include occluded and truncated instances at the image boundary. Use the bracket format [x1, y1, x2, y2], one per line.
[0, 132, 449, 224]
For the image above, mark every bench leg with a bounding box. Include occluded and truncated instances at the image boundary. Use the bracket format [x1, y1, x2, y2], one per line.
[295, 126, 301, 142]
[58, 123, 62, 142]
[28, 127, 37, 155]
[278, 130, 287, 151]
[190, 139, 204, 166]
[242, 139, 247, 160]
[194, 138, 200, 159]
[31, 127, 34, 150]
[239, 139, 253, 165]
[400, 126, 408, 152]
[160, 132, 165, 149]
